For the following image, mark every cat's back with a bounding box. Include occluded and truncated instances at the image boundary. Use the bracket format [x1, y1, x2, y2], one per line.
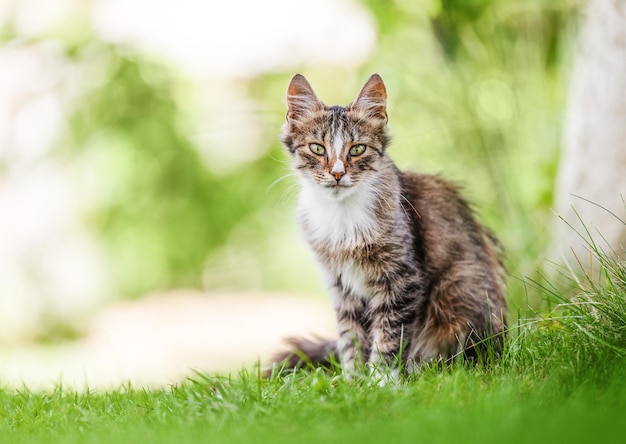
[399, 172, 502, 275]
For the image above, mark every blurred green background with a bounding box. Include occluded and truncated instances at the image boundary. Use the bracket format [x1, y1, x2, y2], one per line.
[0, 0, 579, 344]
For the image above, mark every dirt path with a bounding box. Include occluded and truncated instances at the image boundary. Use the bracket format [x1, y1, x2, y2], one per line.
[0, 291, 336, 390]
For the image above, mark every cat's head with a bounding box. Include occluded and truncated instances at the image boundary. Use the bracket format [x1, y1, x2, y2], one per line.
[281, 74, 391, 201]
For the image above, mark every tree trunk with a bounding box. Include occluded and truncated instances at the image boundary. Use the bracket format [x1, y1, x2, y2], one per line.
[552, 0, 626, 264]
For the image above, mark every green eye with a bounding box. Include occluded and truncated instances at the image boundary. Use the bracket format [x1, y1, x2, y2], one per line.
[349, 144, 366, 156]
[309, 143, 326, 156]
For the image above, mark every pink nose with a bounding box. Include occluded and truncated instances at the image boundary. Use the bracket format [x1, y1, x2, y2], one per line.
[331, 159, 345, 182]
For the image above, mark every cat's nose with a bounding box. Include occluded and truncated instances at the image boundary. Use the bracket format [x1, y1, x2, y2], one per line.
[331, 160, 345, 182]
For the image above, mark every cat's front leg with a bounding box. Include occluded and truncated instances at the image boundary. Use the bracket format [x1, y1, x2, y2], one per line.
[367, 312, 407, 385]
[368, 315, 404, 367]
[333, 291, 370, 376]
[367, 285, 419, 374]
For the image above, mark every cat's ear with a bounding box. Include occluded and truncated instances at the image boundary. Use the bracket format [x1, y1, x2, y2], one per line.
[352, 74, 387, 121]
[286, 74, 323, 122]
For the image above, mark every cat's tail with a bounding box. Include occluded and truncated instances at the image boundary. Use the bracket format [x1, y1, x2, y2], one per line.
[264, 337, 338, 378]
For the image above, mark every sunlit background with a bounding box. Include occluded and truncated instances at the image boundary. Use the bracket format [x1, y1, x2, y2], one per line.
[0, 0, 586, 387]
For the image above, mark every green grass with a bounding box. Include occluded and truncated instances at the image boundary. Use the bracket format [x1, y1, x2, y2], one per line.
[3, 239, 626, 444]
[2, 361, 626, 444]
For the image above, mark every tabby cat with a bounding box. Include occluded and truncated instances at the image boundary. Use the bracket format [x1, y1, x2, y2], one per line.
[271, 73, 507, 377]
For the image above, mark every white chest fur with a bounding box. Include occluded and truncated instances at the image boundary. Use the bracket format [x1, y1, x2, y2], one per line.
[336, 258, 373, 299]
[297, 181, 381, 250]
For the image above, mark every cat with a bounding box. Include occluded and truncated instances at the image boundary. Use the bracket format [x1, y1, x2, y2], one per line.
[270, 73, 507, 378]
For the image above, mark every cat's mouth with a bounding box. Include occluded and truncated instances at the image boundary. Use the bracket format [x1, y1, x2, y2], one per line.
[322, 182, 356, 200]
[323, 182, 353, 189]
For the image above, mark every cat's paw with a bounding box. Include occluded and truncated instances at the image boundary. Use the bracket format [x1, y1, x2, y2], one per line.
[340, 359, 363, 381]
[367, 363, 400, 387]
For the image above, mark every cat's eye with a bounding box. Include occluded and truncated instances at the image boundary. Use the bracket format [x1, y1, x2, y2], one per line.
[349, 144, 366, 156]
[309, 143, 326, 156]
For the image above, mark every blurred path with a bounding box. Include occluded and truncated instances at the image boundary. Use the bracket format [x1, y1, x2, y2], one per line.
[0, 291, 335, 390]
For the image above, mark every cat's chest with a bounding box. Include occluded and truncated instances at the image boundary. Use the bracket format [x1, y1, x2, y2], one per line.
[335, 258, 374, 299]
[297, 185, 380, 249]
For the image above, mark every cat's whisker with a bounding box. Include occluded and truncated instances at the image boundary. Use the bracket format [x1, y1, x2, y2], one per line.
[277, 183, 301, 206]
[266, 173, 297, 194]
[399, 193, 421, 219]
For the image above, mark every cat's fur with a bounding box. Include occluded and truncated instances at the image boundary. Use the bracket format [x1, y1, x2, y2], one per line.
[271, 73, 507, 377]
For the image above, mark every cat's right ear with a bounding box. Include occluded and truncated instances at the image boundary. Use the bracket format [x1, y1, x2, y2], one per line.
[286, 74, 322, 122]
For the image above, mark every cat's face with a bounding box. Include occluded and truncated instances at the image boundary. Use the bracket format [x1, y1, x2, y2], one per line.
[281, 74, 390, 201]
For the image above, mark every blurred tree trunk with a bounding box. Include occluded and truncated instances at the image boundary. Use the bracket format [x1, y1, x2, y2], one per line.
[552, 0, 626, 264]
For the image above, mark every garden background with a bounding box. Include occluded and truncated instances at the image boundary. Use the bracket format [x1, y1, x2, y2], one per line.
[1, 0, 623, 389]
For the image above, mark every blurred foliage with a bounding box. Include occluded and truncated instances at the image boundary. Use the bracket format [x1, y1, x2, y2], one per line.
[2, 0, 582, 313]
[64, 47, 289, 298]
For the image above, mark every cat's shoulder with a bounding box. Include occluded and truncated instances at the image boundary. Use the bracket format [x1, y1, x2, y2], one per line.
[399, 171, 466, 201]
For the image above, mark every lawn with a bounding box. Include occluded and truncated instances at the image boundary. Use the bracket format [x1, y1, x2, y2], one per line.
[2, 360, 626, 444]
[2, 243, 626, 444]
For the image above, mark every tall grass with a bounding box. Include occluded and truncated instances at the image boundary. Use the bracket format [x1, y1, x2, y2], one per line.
[503, 211, 626, 402]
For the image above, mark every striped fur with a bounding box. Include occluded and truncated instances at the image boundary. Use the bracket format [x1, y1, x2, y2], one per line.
[270, 74, 507, 377]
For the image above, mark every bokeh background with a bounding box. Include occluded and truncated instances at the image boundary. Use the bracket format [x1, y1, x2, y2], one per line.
[0, 0, 604, 387]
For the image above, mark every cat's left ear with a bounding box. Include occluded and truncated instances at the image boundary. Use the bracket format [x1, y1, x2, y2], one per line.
[352, 74, 387, 121]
